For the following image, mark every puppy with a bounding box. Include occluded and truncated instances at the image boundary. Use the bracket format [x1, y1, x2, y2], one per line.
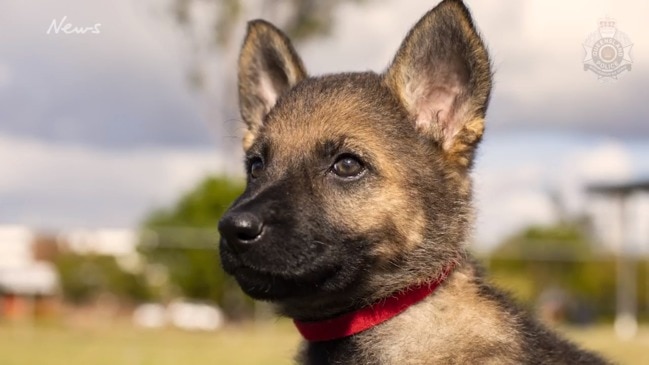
[219, 0, 610, 363]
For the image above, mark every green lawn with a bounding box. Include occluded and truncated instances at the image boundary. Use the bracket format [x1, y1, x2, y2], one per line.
[0, 321, 299, 365]
[0, 321, 647, 364]
[560, 325, 649, 365]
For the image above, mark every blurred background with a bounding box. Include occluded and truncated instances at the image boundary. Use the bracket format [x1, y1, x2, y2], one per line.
[1, 0, 648, 364]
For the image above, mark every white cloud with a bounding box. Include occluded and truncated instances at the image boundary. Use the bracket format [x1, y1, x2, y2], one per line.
[0, 0, 213, 148]
[0, 134, 240, 229]
[557, 142, 632, 216]
[473, 135, 640, 250]
[298, 0, 649, 135]
[572, 143, 633, 182]
[474, 186, 556, 250]
[299, 0, 649, 82]
[2, 0, 648, 148]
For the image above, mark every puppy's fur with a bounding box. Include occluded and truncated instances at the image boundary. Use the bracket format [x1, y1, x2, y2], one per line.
[218, 0, 609, 363]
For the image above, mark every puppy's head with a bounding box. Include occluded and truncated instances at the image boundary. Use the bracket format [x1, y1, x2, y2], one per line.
[219, 0, 491, 320]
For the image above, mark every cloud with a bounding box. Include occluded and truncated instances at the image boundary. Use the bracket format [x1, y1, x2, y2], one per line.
[0, 0, 215, 149]
[557, 141, 633, 219]
[0, 133, 240, 229]
[473, 134, 640, 249]
[569, 142, 632, 182]
[474, 183, 556, 250]
[1, 0, 648, 151]
[299, 0, 649, 137]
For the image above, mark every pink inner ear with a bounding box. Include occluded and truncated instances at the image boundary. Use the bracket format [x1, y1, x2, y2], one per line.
[413, 84, 463, 149]
[258, 73, 279, 113]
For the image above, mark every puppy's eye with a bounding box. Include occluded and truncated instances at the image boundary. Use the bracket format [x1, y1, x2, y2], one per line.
[248, 157, 264, 179]
[332, 155, 364, 178]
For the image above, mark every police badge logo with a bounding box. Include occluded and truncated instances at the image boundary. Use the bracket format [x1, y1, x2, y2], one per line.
[583, 18, 633, 82]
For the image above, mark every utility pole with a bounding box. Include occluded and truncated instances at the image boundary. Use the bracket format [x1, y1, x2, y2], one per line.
[612, 193, 637, 340]
[588, 181, 649, 340]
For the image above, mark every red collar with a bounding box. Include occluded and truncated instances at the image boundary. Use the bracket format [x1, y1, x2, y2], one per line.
[293, 265, 455, 342]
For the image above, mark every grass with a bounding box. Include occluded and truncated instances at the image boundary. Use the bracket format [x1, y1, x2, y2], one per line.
[561, 325, 649, 364]
[0, 320, 299, 365]
[0, 320, 648, 364]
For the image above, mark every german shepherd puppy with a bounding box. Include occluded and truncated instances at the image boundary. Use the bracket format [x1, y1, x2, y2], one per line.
[219, 0, 609, 363]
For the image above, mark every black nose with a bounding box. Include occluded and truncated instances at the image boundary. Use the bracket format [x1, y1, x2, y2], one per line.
[218, 211, 264, 253]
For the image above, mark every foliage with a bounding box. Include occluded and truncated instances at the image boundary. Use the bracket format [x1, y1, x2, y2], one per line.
[171, 0, 370, 91]
[144, 176, 244, 227]
[54, 253, 152, 304]
[139, 176, 250, 318]
[173, 0, 370, 47]
[493, 223, 595, 259]
[487, 223, 648, 322]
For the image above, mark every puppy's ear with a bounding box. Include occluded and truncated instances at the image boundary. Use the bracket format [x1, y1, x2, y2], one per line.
[238, 20, 307, 150]
[384, 0, 492, 168]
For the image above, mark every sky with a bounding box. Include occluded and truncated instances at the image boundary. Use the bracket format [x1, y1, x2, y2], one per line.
[1, 0, 648, 250]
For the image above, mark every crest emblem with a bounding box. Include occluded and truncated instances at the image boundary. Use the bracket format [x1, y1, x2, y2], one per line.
[583, 18, 633, 82]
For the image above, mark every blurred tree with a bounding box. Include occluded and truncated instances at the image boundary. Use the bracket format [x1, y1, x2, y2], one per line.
[173, 0, 368, 49]
[54, 253, 152, 305]
[486, 222, 626, 323]
[171, 0, 371, 92]
[167, 0, 371, 149]
[493, 223, 595, 259]
[144, 176, 244, 227]
[139, 176, 249, 318]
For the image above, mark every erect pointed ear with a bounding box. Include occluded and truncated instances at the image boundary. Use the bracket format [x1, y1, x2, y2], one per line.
[384, 0, 492, 168]
[238, 20, 307, 150]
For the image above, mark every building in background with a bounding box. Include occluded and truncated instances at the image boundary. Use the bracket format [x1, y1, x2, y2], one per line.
[58, 228, 141, 273]
[0, 225, 59, 320]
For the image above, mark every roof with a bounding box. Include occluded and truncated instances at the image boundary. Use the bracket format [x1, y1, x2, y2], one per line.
[0, 262, 59, 295]
[587, 180, 649, 196]
[0, 225, 34, 268]
[61, 229, 137, 257]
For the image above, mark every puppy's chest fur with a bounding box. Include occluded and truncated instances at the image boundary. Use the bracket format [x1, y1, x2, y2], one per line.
[298, 265, 522, 365]
[298, 264, 608, 365]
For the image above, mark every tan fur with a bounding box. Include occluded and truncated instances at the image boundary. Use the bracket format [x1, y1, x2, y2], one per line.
[356, 266, 521, 365]
[266, 89, 429, 263]
[242, 129, 256, 151]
